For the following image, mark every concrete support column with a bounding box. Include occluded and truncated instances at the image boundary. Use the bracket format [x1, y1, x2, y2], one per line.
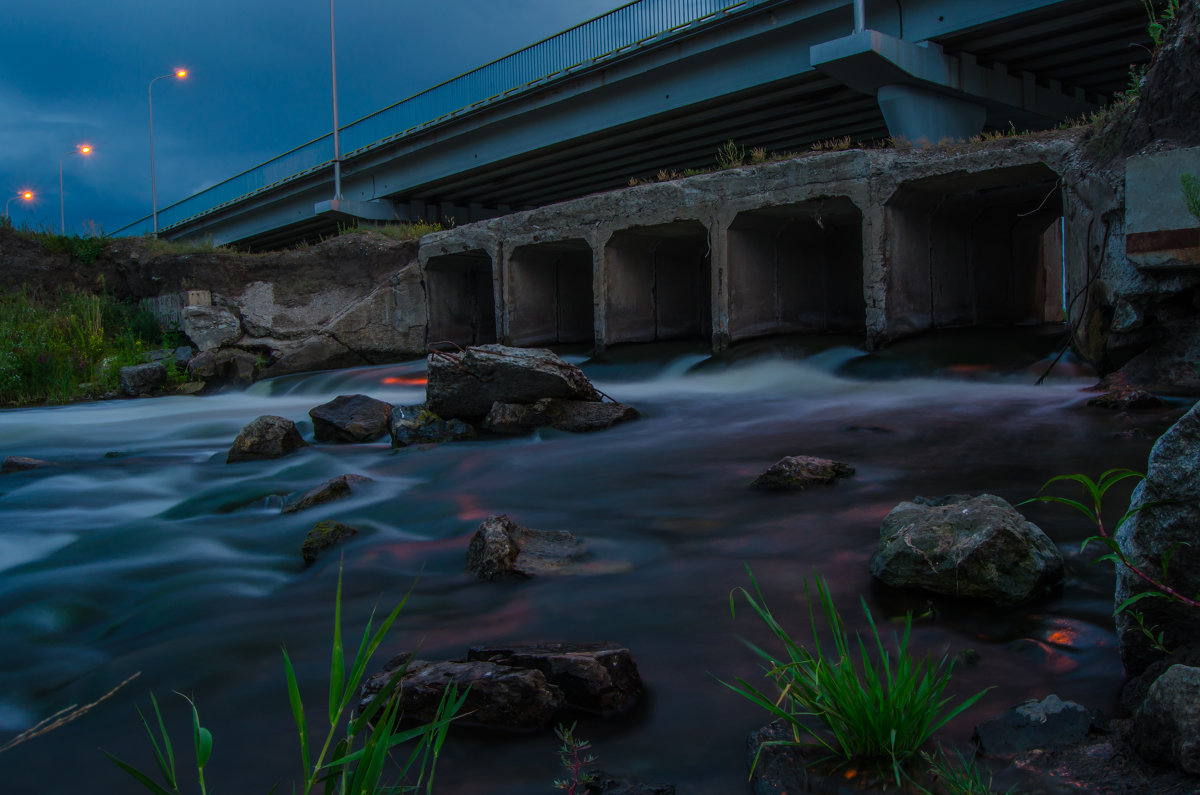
[710, 218, 731, 353]
[876, 84, 986, 143]
[591, 235, 608, 353]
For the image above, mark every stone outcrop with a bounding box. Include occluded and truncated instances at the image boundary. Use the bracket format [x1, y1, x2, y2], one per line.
[226, 415, 309, 463]
[466, 514, 585, 581]
[974, 695, 1095, 757]
[301, 520, 360, 565]
[1133, 664, 1200, 774]
[181, 305, 241, 351]
[427, 344, 602, 418]
[308, 394, 393, 443]
[467, 642, 644, 718]
[869, 494, 1065, 604]
[1115, 401, 1200, 674]
[118, 362, 166, 396]
[750, 456, 855, 491]
[482, 398, 639, 434]
[388, 405, 476, 447]
[1, 456, 56, 474]
[281, 474, 372, 514]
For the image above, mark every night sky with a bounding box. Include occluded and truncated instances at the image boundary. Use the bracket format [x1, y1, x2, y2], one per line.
[0, 0, 622, 236]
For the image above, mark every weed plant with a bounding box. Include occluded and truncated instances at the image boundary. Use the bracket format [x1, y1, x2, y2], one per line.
[923, 745, 1016, 795]
[722, 569, 988, 786]
[552, 722, 598, 795]
[1182, 173, 1200, 223]
[0, 288, 179, 404]
[104, 565, 466, 795]
[715, 139, 746, 169]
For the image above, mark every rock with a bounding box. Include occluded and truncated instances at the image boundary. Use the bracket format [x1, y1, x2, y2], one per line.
[467, 642, 644, 717]
[1, 456, 55, 474]
[483, 398, 639, 434]
[175, 381, 206, 395]
[1115, 401, 1200, 674]
[187, 349, 216, 379]
[282, 474, 372, 514]
[974, 695, 1095, 757]
[868, 494, 1065, 604]
[302, 520, 360, 565]
[308, 394, 393, 443]
[584, 771, 675, 795]
[1087, 373, 1168, 410]
[181, 305, 242, 351]
[360, 655, 565, 732]
[1122, 0, 1200, 155]
[1133, 665, 1200, 774]
[215, 349, 260, 387]
[466, 514, 585, 581]
[118, 362, 167, 396]
[750, 455, 855, 491]
[388, 405, 476, 447]
[172, 345, 195, 369]
[1122, 644, 1200, 715]
[748, 720, 907, 794]
[426, 344, 602, 418]
[226, 415, 309, 463]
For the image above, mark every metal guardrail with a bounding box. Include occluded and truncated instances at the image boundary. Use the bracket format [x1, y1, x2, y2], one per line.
[115, 0, 773, 237]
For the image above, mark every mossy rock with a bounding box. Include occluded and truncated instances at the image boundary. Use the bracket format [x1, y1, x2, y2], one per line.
[302, 520, 360, 566]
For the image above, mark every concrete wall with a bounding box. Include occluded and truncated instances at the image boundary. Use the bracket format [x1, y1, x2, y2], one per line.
[417, 138, 1079, 355]
[424, 250, 498, 347]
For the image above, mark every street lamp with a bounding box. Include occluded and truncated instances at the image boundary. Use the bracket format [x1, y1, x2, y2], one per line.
[329, 0, 342, 201]
[149, 68, 188, 235]
[4, 190, 34, 223]
[59, 144, 93, 235]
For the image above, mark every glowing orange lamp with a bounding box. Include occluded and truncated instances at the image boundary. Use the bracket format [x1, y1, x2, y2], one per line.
[150, 68, 190, 235]
[60, 144, 95, 234]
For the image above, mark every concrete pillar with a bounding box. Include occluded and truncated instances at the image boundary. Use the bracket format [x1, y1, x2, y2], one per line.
[877, 84, 986, 143]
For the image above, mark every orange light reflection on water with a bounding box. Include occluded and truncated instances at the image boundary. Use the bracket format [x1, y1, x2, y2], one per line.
[381, 376, 427, 386]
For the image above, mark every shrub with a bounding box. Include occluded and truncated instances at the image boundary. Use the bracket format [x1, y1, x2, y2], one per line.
[722, 568, 988, 786]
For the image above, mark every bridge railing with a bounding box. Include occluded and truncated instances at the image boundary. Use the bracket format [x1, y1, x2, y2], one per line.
[114, 0, 775, 237]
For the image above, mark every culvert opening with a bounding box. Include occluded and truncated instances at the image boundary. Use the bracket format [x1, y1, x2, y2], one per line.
[604, 221, 711, 344]
[884, 164, 1065, 337]
[424, 250, 497, 347]
[507, 238, 594, 346]
[727, 197, 865, 341]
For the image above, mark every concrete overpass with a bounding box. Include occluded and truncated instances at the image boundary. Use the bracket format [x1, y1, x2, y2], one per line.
[114, 0, 1150, 249]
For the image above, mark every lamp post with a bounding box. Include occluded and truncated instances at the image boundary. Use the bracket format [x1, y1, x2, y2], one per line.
[4, 191, 33, 223]
[59, 145, 93, 235]
[330, 0, 342, 201]
[150, 69, 188, 235]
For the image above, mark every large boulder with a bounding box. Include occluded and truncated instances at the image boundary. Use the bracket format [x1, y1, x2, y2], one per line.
[282, 474, 372, 514]
[308, 394, 392, 443]
[750, 455, 855, 491]
[868, 494, 1065, 604]
[426, 344, 602, 418]
[1115, 401, 1200, 674]
[360, 655, 565, 733]
[483, 398, 639, 434]
[388, 405, 476, 447]
[118, 362, 167, 396]
[467, 642, 644, 717]
[466, 514, 585, 581]
[1122, 0, 1200, 155]
[181, 305, 242, 351]
[1133, 665, 1200, 774]
[226, 415, 309, 463]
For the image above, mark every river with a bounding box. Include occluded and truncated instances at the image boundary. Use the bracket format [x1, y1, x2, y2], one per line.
[0, 328, 1182, 794]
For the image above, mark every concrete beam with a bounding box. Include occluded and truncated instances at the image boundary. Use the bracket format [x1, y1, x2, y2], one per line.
[1126, 147, 1200, 268]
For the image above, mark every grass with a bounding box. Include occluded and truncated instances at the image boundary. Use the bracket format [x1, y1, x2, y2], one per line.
[0, 288, 184, 405]
[104, 564, 467, 795]
[721, 568, 988, 787]
[923, 745, 1017, 795]
[1182, 173, 1200, 223]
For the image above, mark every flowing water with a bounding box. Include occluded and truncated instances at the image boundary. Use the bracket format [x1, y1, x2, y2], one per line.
[0, 329, 1185, 794]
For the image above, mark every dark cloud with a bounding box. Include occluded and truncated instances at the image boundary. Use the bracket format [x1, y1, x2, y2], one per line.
[0, 0, 619, 235]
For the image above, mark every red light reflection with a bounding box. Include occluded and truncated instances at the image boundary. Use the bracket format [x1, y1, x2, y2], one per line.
[382, 376, 427, 386]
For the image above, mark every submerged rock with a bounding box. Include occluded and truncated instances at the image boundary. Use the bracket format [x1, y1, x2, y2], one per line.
[583, 771, 675, 795]
[226, 415, 309, 463]
[974, 695, 1095, 757]
[1, 456, 56, 474]
[360, 655, 565, 732]
[282, 474, 372, 514]
[467, 642, 644, 717]
[1086, 373, 1167, 410]
[750, 455, 855, 491]
[301, 520, 360, 565]
[388, 405, 476, 447]
[466, 514, 584, 580]
[869, 494, 1064, 604]
[427, 344, 602, 418]
[483, 397, 639, 434]
[308, 394, 392, 443]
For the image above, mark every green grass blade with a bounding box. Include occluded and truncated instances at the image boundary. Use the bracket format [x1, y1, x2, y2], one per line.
[145, 694, 177, 788]
[329, 564, 346, 727]
[101, 750, 179, 795]
[281, 647, 311, 776]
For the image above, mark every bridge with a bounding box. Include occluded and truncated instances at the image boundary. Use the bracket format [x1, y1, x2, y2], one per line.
[115, 0, 1149, 249]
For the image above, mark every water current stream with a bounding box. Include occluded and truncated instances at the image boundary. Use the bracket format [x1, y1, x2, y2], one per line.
[0, 329, 1185, 794]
